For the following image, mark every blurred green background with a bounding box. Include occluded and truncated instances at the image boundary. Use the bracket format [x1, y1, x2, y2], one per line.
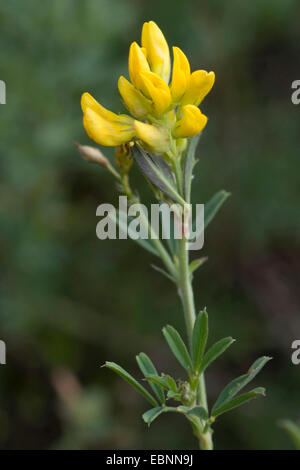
[0, 0, 300, 450]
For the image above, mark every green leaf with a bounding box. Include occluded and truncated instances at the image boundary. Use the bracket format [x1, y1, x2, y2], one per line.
[192, 310, 209, 373]
[145, 373, 178, 394]
[104, 361, 158, 407]
[188, 406, 209, 421]
[199, 337, 235, 374]
[279, 420, 300, 450]
[142, 404, 208, 427]
[161, 374, 178, 392]
[184, 134, 201, 202]
[212, 356, 272, 415]
[167, 390, 182, 401]
[162, 325, 193, 371]
[151, 264, 176, 283]
[189, 257, 208, 277]
[142, 406, 177, 426]
[179, 405, 209, 420]
[190, 190, 230, 244]
[136, 353, 165, 405]
[204, 190, 230, 229]
[211, 387, 266, 418]
[144, 374, 170, 391]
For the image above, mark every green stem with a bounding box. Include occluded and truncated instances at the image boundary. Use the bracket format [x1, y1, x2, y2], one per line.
[173, 158, 184, 196]
[106, 162, 122, 180]
[199, 431, 213, 450]
[177, 237, 196, 344]
[177, 237, 212, 450]
[198, 373, 208, 410]
[173, 151, 212, 450]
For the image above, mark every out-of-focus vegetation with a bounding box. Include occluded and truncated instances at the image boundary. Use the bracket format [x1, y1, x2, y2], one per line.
[279, 419, 300, 449]
[0, 0, 300, 449]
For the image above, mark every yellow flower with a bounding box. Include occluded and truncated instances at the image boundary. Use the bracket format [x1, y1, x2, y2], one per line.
[139, 71, 171, 116]
[134, 120, 170, 154]
[118, 76, 152, 119]
[141, 21, 171, 83]
[81, 92, 135, 146]
[173, 105, 207, 138]
[128, 42, 150, 95]
[81, 21, 215, 153]
[170, 47, 190, 103]
[181, 70, 215, 106]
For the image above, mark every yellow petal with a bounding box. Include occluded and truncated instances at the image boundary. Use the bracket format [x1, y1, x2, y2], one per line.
[134, 120, 170, 154]
[81, 92, 117, 121]
[181, 70, 215, 106]
[170, 47, 191, 103]
[118, 76, 152, 119]
[141, 47, 148, 59]
[173, 105, 207, 138]
[141, 21, 170, 83]
[83, 107, 135, 146]
[139, 71, 171, 116]
[128, 42, 150, 93]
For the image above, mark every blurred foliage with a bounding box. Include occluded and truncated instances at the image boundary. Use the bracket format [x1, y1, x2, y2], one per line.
[278, 419, 300, 449]
[0, 0, 300, 449]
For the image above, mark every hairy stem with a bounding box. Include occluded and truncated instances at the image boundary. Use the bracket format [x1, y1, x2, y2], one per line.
[173, 150, 213, 450]
[177, 237, 212, 450]
[177, 237, 196, 343]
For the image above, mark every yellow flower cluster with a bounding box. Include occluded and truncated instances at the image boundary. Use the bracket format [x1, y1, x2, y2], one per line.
[81, 21, 215, 157]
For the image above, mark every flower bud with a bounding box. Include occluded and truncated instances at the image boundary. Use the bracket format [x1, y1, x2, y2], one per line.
[170, 47, 190, 103]
[178, 380, 196, 406]
[75, 142, 109, 166]
[128, 42, 150, 94]
[141, 21, 171, 83]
